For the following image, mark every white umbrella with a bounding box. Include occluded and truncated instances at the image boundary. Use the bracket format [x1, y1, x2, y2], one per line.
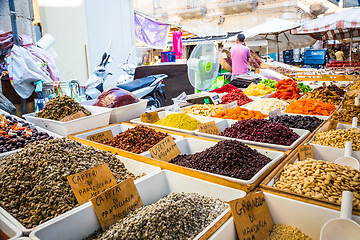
[293, 8, 360, 61]
[224, 18, 316, 61]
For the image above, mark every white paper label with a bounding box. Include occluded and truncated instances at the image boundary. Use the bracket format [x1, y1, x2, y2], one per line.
[269, 108, 281, 118]
[223, 101, 237, 110]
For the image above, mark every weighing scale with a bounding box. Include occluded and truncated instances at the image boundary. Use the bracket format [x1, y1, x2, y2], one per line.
[230, 74, 262, 88]
[185, 92, 222, 105]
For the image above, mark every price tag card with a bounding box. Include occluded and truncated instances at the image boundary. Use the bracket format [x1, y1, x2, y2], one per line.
[229, 192, 273, 240]
[87, 130, 113, 143]
[149, 135, 180, 162]
[298, 145, 315, 161]
[91, 178, 143, 230]
[327, 120, 338, 131]
[223, 101, 237, 110]
[197, 121, 221, 135]
[67, 164, 116, 205]
[140, 112, 160, 123]
[269, 108, 281, 118]
[60, 111, 86, 122]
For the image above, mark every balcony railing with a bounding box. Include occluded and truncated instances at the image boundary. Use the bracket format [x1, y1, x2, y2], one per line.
[176, 0, 206, 19]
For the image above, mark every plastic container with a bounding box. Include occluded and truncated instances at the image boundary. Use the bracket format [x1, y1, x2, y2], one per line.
[209, 192, 360, 240]
[22, 106, 112, 137]
[195, 119, 310, 151]
[130, 111, 225, 135]
[29, 170, 246, 240]
[0, 213, 22, 239]
[0, 156, 161, 235]
[142, 138, 285, 184]
[0, 125, 63, 159]
[81, 99, 148, 124]
[72, 123, 183, 155]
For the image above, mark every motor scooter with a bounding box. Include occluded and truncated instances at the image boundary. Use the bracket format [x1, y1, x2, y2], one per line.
[117, 74, 167, 109]
[84, 52, 112, 100]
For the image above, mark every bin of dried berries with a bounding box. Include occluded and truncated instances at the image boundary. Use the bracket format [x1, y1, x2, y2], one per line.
[221, 89, 253, 106]
[269, 114, 324, 132]
[170, 140, 272, 180]
[220, 119, 300, 146]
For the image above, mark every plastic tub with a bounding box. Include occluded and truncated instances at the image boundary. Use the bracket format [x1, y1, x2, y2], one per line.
[81, 99, 148, 124]
[0, 125, 63, 159]
[130, 111, 225, 135]
[195, 119, 310, 151]
[209, 192, 360, 240]
[0, 213, 22, 239]
[22, 106, 112, 137]
[142, 138, 285, 184]
[29, 170, 246, 240]
[0, 156, 161, 235]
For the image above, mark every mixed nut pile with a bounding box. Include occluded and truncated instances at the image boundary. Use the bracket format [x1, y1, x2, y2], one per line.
[84, 192, 227, 240]
[304, 88, 342, 105]
[35, 96, 91, 120]
[274, 159, 360, 208]
[333, 105, 360, 123]
[312, 128, 360, 151]
[0, 139, 140, 228]
[170, 140, 272, 180]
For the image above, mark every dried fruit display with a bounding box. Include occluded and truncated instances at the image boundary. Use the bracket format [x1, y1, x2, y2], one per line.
[285, 99, 336, 116]
[211, 106, 268, 121]
[35, 96, 91, 120]
[84, 192, 227, 240]
[244, 98, 289, 111]
[304, 88, 341, 105]
[243, 83, 273, 96]
[221, 89, 253, 106]
[221, 119, 300, 146]
[209, 84, 237, 93]
[271, 78, 300, 100]
[314, 84, 345, 97]
[333, 105, 360, 123]
[269, 114, 323, 132]
[182, 104, 224, 117]
[104, 125, 169, 154]
[170, 140, 272, 180]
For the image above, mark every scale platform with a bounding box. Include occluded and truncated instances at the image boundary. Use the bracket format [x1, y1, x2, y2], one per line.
[186, 92, 222, 105]
[230, 74, 262, 88]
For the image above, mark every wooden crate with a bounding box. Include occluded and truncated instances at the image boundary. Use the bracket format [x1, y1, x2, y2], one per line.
[259, 147, 360, 216]
[69, 122, 288, 193]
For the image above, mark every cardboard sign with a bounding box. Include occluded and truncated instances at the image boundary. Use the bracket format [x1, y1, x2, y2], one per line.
[327, 120, 338, 131]
[223, 101, 237, 110]
[149, 135, 180, 162]
[60, 111, 86, 122]
[140, 112, 160, 123]
[197, 121, 221, 135]
[87, 130, 113, 143]
[91, 178, 143, 230]
[269, 108, 281, 118]
[229, 192, 273, 240]
[298, 145, 315, 161]
[67, 164, 116, 205]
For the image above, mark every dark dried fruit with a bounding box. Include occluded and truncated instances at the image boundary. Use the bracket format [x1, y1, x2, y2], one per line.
[104, 125, 169, 154]
[170, 140, 272, 180]
[220, 119, 300, 146]
[269, 114, 323, 132]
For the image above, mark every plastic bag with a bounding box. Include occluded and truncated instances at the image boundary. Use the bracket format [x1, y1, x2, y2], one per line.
[34, 91, 48, 113]
[5, 45, 53, 99]
[0, 93, 17, 115]
[93, 87, 139, 108]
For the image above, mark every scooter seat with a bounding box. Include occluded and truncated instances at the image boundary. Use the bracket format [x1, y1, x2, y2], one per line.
[118, 76, 155, 92]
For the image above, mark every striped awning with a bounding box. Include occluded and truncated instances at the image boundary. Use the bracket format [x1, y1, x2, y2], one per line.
[292, 8, 360, 40]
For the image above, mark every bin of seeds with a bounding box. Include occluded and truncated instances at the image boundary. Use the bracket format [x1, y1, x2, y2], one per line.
[29, 170, 246, 240]
[23, 96, 112, 136]
[0, 138, 159, 233]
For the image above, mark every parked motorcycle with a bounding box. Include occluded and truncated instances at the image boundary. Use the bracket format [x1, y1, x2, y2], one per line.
[84, 52, 112, 100]
[117, 74, 167, 109]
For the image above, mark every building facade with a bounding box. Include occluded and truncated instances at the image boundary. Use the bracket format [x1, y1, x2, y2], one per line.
[134, 0, 339, 36]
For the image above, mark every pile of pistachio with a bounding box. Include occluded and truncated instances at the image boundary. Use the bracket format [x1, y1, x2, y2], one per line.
[0, 138, 141, 228]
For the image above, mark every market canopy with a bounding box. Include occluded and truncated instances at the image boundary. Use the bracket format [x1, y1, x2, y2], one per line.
[292, 8, 360, 40]
[224, 19, 316, 59]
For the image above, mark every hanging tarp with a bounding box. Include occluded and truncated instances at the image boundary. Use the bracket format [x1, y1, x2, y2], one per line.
[292, 8, 360, 40]
[134, 13, 170, 49]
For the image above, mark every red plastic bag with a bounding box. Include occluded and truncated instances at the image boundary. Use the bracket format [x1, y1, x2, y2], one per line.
[93, 87, 139, 108]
